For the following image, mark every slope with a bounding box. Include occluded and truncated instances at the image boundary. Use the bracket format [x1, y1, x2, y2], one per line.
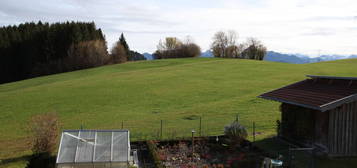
[1, 58, 357, 167]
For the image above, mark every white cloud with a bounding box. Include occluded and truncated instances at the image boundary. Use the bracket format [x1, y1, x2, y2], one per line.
[0, 0, 357, 55]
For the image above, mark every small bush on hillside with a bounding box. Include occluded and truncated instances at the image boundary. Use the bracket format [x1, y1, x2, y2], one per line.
[224, 121, 248, 148]
[28, 112, 60, 154]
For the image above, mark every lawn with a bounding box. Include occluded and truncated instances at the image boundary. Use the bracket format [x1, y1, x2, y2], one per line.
[1, 57, 357, 167]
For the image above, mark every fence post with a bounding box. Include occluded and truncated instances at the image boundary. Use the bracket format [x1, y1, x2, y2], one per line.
[199, 117, 202, 137]
[311, 148, 316, 168]
[253, 122, 256, 143]
[288, 146, 292, 168]
[236, 114, 239, 122]
[80, 124, 83, 130]
[121, 121, 124, 129]
[192, 130, 195, 155]
[160, 120, 163, 139]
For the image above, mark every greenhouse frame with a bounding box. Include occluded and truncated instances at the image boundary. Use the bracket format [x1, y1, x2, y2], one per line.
[56, 130, 131, 168]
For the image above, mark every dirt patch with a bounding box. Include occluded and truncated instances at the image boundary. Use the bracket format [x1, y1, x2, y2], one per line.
[183, 115, 200, 120]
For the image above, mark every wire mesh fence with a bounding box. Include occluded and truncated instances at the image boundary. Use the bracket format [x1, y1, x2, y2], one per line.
[78, 113, 279, 142]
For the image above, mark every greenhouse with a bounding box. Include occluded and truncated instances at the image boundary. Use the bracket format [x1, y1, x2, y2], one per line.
[56, 130, 131, 168]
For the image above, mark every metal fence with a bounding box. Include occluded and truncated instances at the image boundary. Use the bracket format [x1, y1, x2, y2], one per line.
[78, 114, 277, 142]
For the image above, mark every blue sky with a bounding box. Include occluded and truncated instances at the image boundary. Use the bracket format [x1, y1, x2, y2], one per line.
[1, 0, 357, 56]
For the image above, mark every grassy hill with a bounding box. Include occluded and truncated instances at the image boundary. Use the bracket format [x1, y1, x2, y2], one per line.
[1, 57, 357, 167]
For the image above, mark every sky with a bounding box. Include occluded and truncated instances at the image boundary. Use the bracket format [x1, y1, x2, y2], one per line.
[1, 0, 357, 56]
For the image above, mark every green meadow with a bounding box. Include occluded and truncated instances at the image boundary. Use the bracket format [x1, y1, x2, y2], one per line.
[1, 57, 357, 167]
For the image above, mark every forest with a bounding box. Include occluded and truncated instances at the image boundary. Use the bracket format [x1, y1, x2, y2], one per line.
[0, 21, 145, 84]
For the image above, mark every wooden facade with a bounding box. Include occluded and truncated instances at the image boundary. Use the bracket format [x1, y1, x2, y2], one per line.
[327, 101, 357, 156]
[281, 102, 357, 156]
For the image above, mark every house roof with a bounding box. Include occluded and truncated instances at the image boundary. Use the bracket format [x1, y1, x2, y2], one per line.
[259, 75, 357, 112]
[56, 130, 130, 164]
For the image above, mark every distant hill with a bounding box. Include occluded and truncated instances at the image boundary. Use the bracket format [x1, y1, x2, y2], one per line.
[201, 50, 214, 57]
[264, 51, 312, 64]
[143, 52, 154, 60]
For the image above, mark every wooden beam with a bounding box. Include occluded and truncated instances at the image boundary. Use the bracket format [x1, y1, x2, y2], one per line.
[328, 110, 333, 153]
[351, 102, 355, 155]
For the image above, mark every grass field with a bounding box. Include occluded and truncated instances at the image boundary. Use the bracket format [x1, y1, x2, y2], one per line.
[1, 57, 357, 167]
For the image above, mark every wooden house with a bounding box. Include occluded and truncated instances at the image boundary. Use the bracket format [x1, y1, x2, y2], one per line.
[259, 75, 357, 157]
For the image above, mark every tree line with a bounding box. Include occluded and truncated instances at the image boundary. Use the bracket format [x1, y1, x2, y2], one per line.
[211, 30, 267, 60]
[0, 21, 145, 84]
[152, 31, 266, 60]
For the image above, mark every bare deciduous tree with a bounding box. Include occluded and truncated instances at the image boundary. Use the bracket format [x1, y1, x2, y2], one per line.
[227, 30, 238, 46]
[211, 31, 267, 60]
[157, 37, 183, 51]
[211, 30, 239, 58]
[242, 37, 267, 60]
[211, 31, 228, 57]
[67, 40, 110, 70]
[153, 36, 201, 59]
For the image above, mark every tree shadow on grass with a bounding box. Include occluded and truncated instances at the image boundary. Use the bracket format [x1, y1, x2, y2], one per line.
[0, 153, 56, 168]
[25, 153, 56, 168]
[0, 154, 31, 166]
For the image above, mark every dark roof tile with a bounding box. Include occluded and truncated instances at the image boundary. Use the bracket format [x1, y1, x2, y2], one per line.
[259, 76, 357, 111]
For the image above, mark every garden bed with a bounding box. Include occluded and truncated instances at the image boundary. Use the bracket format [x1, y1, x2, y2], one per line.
[142, 136, 268, 168]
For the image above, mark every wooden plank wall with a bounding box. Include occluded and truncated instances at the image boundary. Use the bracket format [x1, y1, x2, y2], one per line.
[328, 101, 357, 156]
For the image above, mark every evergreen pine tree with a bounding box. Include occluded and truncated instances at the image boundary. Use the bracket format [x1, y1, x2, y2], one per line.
[119, 33, 129, 54]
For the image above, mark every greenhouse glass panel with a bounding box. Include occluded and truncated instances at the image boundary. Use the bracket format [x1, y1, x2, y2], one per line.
[75, 130, 95, 162]
[57, 131, 79, 163]
[94, 131, 112, 162]
[112, 132, 129, 162]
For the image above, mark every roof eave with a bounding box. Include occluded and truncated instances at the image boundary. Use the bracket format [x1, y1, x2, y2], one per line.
[320, 94, 357, 111]
[307, 75, 357, 81]
[258, 95, 323, 111]
[259, 94, 357, 112]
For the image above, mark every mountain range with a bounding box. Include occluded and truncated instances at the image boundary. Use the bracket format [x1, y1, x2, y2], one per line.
[142, 50, 357, 64]
[265, 51, 357, 64]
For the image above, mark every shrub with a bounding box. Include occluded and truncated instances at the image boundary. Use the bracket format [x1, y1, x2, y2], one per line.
[146, 140, 164, 168]
[28, 112, 60, 154]
[224, 121, 248, 148]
